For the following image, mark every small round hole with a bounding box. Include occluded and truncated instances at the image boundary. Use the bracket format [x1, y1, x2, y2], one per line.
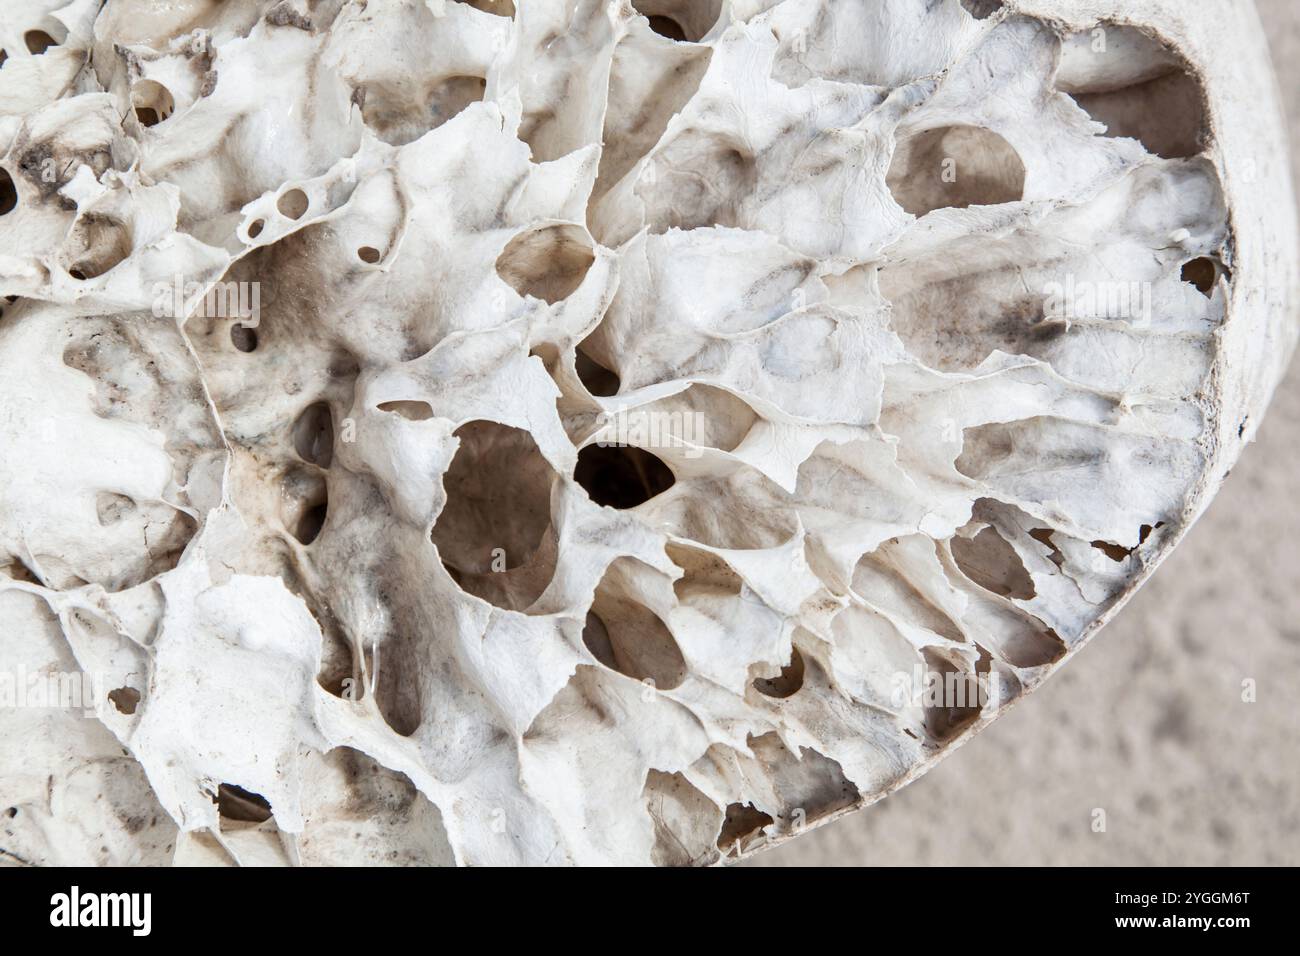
[0, 168, 16, 216]
[231, 323, 258, 352]
[358, 246, 381, 264]
[131, 80, 174, 127]
[1181, 257, 1219, 296]
[247, 219, 264, 239]
[277, 188, 309, 220]
[108, 687, 141, 715]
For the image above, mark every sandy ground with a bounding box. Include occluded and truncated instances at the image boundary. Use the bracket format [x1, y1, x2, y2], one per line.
[754, 0, 1300, 867]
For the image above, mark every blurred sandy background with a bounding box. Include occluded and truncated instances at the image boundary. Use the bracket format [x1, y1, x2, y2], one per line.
[756, 0, 1300, 867]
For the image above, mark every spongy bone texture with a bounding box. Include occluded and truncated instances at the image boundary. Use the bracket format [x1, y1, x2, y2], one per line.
[0, 0, 1292, 866]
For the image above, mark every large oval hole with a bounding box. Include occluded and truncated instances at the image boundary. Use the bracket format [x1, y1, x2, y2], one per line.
[292, 402, 334, 468]
[575, 443, 675, 510]
[887, 125, 1025, 216]
[583, 562, 688, 690]
[951, 527, 1035, 600]
[432, 420, 558, 611]
[1056, 25, 1205, 160]
[495, 224, 595, 304]
[277, 188, 309, 220]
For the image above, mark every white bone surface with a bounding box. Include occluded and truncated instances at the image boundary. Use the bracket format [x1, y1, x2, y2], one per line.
[0, 0, 1295, 866]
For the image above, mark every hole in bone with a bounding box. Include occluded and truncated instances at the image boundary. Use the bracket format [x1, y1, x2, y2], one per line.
[66, 214, 133, 279]
[296, 503, 328, 546]
[752, 648, 804, 699]
[1, 555, 42, 585]
[1029, 528, 1065, 568]
[24, 30, 58, 55]
[594, 30, 712, 208]
[277, 188, 309, 220]
[631, 0, 723, 42]
[429, 73, 486, 124]
[1090, 539, 1132, 563]
[668, 544, 742, 601]
[495, 225, 595, 304]
[310, 595, 363, 702]
[574, 443, 676, 510]
[292, 402, 334, 468]
[716, 802, 774, 853]
[0, 52, 6, 70]
[1181, 257, 1221, 296]
[646, 16, 687, 41]
[358, 73, 486, 146]
[131, 80, 174, 127]
[378, 399, 434, 420]
[0, 168, 16, 216]
[372, 635, 421, 737]
[247, 219, 265, 239]
[639, 384, 759, 453]
[108, 686, 140, 715]
[95, 492, 137, 526]
[1056, 25, 1205, 160]
[230, 323, 258, 352]
[960, 0, 1003, 18]
[748, 733, 861, 828]
[853, 549, 966, 644]
[299, 748, 455, 865]
[951, 527, 1036, 600]
[886, 125, 1026, 216]
[282, 469, 328, 545]
[920, 648, 983, 743]
[357, 245, 382, 264]
[456, 0, 515, 15]
[584, 564, 688, 689]
[643, 137, 757, 233]
[215, 783, 273, 824]
[28, 556, 88, 590]
[432, 420, 559, 611]
[574, 346, 620, 397]
[656, 472, 798, 551]
[643, 770, 721, 867]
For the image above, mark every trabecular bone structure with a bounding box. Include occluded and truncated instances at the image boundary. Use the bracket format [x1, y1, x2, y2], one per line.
[0, 0, 1295, 866]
